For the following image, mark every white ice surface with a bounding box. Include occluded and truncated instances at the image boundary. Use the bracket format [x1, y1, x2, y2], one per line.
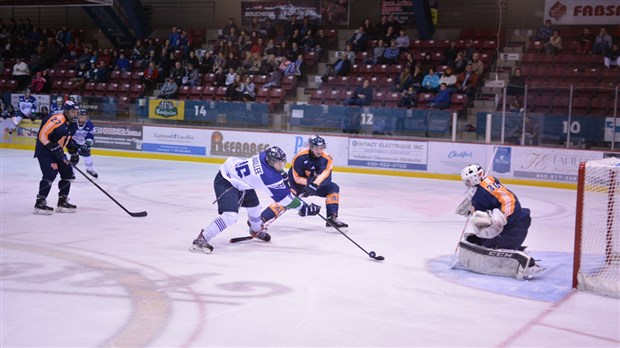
[1, 148, 619, 347]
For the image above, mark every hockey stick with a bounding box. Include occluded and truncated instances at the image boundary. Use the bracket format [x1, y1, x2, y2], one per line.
[13, 124, 38, 136]
[71, 164, 147, 217]
[297, 196, 385, 261]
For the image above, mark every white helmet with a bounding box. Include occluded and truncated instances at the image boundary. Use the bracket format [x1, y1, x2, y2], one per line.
[461, 164, 485, 187]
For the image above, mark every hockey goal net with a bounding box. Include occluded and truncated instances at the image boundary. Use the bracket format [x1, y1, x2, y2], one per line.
[573, 157, 620, 298]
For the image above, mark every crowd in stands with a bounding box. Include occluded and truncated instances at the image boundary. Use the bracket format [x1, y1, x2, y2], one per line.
[0, 14, 618, 117]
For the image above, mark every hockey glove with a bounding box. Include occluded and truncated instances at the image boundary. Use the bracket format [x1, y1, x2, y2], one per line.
[45, 142, 66, 162]
[302, 181, 319, 197]
[299, 203, 321, 217]
[70, 154, 80, 165]
[455, 197, 473, 216]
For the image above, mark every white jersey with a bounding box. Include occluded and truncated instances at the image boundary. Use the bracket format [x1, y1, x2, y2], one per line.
[219, 152, 295, 207]
[18, 95, 37, 117]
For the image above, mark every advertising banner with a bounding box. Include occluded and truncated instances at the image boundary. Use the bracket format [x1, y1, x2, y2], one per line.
[1, 119, 40, 145]
[347, 138, 428, 170]
[142, 126, 209, 155]
[428, 142, 487, 174]
[94, 122, 144, 151]
[509, 147, 603, 182]
[148, 99, 185, 121]
[544, 0, 620, 25]
[381, 0, 415, 25]
[10, 93, 50, 113]
[241, 0, 322, 25]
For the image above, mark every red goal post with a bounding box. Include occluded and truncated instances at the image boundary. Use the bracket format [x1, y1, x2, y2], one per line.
[572, 157, 620, 298]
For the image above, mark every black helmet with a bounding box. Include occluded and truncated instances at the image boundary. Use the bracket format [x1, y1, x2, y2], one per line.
[265, 146, 286, 166]
[309, 134, 326, 148]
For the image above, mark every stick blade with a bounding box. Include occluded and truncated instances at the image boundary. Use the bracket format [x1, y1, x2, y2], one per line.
[374, 256, 385, 261]
[229, 236, 254, 243]
[130, 211, 148, 217]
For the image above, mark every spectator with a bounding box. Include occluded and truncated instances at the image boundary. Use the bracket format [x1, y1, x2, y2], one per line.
[185, 50, 200, 69]
[364, 39, 386, 65]
[378, 39, 400, 65]
[421, 68, 440, 93]
[12, 57, 30, 90]
[40, 69, 52, 93]
[115, 52, 129, 71]
[398, 85, 417, 108]
[157, 77, 179, 99]
[140, 60, 159, 96]
[506, 68, 525, 96]
[131, 39, 146, 61]
[349, 26, 368, 53]
[575, 28, 594, 54]
[469, 52, 485, 76]
[392, 64, 413, 92]
[199, 51, 215, 74]
[419, 52, 435, 74]
[263, 67, 282, 88]
[544, 30, 562, 55]
[456, 64, 479, 105]
[224, 68, 238, 100]
[402, 51, 416, 68]
[362, 17, 376, 39]
[72, 62, 89, 89]
[441, 41, 459, 65]
[374, 16, 390, 40]
[30, 70, 47, 93]
[452, 51, 469, 74]
[604, 43, 620, 69]
[395, 29, 410, 52]
[242, 75, 256, 101]
[382, 26, 397, 45]
[344, 79, 373, 106]
[593, 28, 613, 55]
[222, 18, 239, 40]
[426, 83, 452, 109]
[534, 19, 554, 42]
[92, 60, 109, 83]
[410, 64, 424, 91]
[322, 52, 352, 81]
[439, 66, 457, 91]
[181, 63, 200, 86]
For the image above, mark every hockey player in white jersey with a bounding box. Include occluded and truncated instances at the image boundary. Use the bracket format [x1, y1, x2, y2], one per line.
[67, 108, 98, 178]
[191, 146, 321, 253]
[8, 89, 37, 133]
[454, 164, 543, 280]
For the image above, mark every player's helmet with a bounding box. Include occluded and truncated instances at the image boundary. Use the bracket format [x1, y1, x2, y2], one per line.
[78, 108, 88, 125]
[308, 134, 326, 148]
[265, 146, 287, 166]
[63, 101, 79, 123]
[461, 164, 485, 187]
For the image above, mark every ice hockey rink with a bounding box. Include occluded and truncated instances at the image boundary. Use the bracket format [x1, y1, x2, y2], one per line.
[1, 148, 618, 347]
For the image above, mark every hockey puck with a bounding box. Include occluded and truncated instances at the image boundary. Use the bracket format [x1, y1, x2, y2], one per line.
[369, 251, 376, 258]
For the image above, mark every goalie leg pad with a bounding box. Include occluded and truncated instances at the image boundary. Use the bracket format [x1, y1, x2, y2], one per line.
[457, 240, 537, 280]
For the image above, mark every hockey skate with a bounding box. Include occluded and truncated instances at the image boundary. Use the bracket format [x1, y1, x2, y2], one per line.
[326, 215, 348, 232]
[189, 230, 214, 254]
[56, 196, 77, 213]
[86, 169, 98, 178]
[34, 196, 54, 215]
[248, 221, 271, 242]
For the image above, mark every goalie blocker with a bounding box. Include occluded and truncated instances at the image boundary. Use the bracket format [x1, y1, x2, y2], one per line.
[457, 239, 544, 280]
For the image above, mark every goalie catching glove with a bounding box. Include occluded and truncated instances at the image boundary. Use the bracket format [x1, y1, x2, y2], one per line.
[455, 197, 474, 216]
[471, 208, 507, 239]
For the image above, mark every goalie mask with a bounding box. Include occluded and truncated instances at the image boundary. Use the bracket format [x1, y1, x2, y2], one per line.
[461, 164, 485, 187]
